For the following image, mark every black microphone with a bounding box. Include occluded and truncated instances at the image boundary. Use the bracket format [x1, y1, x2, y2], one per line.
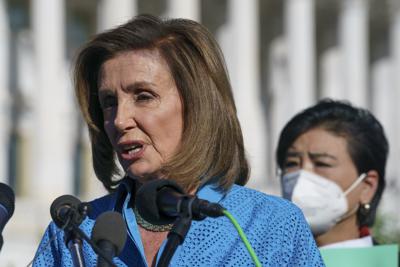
[91, 211, 127, 267]
[50, 195, 90, 267]
[50, 195, 89, 230]
[135, 179, 224, 225]
[0, 183, 15, 251]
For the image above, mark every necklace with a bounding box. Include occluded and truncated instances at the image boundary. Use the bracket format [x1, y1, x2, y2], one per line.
[133, 207, 173, 232]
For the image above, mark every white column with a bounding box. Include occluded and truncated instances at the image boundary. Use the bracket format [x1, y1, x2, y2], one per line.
[81, 126, 107, 200]
[391, 0, 400, 164]
[371, 59, 395, 181]
[31, 0, 74, 201]
[388, 0, 400, 229]
[227, 0, 268, 191]
[166, 0, 200, 21]
[339, 0, 368, 107]
[216, 26, 234, 79]
[372, 57, 400, 230]
[0, 0, 10, 183]
[97, 0, 137, 32]
[284, 0, 316, 114]
[268, 37, 290, 195]
[320, 47, 346, 100]
[16, 30, 35, 196]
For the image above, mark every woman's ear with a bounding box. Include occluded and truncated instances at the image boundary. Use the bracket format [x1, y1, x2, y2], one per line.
[360, 170, 379, 204]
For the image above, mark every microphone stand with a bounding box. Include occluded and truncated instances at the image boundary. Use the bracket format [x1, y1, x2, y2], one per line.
[157, 200, 194, 267]
[60, 204, 117, 267]
[73, 226, 117, 267]
[65, 230, 86, 267]
[61, 203, 90, 267]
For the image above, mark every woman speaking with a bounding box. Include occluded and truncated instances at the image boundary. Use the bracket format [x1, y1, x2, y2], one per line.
[33, 15, 323, 266]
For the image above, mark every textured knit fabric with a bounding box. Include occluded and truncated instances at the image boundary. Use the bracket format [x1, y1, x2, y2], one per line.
[33, 181, 325, 267]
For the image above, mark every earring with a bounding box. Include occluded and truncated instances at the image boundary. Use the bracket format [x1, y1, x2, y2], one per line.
[359, 203, 371, 216]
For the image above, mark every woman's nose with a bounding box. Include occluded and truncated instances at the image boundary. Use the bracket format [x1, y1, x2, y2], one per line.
[302, 158, 314, 172]
[114, 101, 136, 131]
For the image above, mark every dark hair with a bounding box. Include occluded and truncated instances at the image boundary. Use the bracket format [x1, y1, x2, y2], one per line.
[74, 14, 249, 192]
[276, 99, 389, 227]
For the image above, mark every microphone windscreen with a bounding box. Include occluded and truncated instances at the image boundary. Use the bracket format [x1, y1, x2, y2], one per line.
[0, 183, 15, 234]
[0, 183, 15, 218]
[50, 195, 81, 228]
[135, 179, 185, 225]
[92, 211, 127, 255]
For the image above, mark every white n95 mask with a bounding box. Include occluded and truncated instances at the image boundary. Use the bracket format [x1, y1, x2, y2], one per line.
[281, 170, 366, 236]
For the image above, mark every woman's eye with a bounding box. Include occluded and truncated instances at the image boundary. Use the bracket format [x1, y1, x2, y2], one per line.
[101, 96, 117, 109]
[136, 92, 154, 102]
[284, 160, 299, 169]
[315, 161, 331, 168]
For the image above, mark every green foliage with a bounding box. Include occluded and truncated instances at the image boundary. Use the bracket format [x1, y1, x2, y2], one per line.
[372, 213, 400, 250]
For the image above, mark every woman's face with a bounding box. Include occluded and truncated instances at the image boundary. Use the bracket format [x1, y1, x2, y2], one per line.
[283, 128, 363, 209]
[98, 49, 183, 182]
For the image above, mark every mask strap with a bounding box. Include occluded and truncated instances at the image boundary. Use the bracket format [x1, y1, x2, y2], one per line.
[343, 173, 367, 196]
[336, 203, 360, 223]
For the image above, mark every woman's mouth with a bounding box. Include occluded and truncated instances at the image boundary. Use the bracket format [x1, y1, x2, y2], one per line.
[119, 142, 145, 160]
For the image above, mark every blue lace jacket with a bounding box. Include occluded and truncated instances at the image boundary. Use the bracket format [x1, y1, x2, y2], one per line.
[33, 181, 325, 266]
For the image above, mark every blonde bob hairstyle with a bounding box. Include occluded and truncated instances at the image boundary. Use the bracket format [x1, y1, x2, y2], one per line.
[75, 14, 249, 192]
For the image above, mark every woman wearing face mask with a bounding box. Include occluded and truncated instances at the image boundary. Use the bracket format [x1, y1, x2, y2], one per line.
[276, 99, 389, 248]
